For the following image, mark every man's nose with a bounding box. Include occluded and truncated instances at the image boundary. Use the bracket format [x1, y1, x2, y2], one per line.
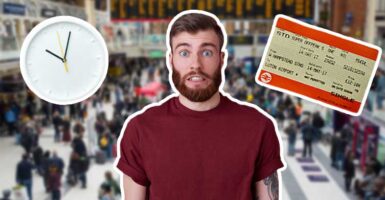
[190, 53, 202, 70]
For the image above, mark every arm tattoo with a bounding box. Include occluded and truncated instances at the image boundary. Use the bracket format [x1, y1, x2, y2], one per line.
[263, 172, 278, 200]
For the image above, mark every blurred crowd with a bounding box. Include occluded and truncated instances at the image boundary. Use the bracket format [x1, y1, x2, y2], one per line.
[366, 68, 385, 112]
[0, 56, 385, 200]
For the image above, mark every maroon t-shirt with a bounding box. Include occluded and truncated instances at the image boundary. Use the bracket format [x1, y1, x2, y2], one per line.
[117, 94, 284, 199]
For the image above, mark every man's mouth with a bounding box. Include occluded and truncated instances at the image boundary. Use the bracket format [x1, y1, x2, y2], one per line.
[187, 75, 206, 82]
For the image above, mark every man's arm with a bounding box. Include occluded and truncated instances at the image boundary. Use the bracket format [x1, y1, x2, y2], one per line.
[255, 171, 279, 200]
[123, 174, 147, 200]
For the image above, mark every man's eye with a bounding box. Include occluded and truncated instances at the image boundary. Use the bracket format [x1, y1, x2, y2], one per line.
[179, 51, 189, 57]
[202, 50, 213, 57]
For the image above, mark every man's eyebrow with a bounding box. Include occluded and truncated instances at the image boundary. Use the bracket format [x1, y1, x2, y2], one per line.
[200, 42, 218, 49]
[174, 42, 218, 50]
[174, 43, 191, 50]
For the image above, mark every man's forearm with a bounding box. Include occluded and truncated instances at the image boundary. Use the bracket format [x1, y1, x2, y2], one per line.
[255, 171, 279, 200]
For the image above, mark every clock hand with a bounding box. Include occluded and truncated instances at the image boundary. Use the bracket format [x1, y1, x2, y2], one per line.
[64, 31, 71, 62]
[56, 31, 69, 72]
[45, 49, 64, 62]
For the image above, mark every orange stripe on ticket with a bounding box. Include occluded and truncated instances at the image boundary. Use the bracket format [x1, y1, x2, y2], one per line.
[258, 70, 361, 113]
[276, 17, 379, 61]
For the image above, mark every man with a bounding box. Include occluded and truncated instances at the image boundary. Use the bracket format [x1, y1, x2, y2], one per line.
[47, 151, 64, 200]
[116, 10, 285, 200]
[71, 132, 88, 188]
[301, 117, 314, 158]
[4, 105, 17, 136]
[16, 154, 34, 200]
[52, 111, 62, 143]
[311, 111, 324, 141]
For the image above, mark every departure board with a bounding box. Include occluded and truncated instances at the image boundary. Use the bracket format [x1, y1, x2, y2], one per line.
[110, 0, 314, 20]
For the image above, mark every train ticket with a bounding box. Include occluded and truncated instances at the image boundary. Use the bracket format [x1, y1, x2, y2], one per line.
[256, 14, 382, 116]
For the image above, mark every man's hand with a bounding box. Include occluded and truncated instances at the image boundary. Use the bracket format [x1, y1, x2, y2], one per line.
[254, 171, 279, 200]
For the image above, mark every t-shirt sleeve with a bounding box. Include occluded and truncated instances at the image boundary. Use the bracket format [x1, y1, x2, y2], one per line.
[116, 118, 150, 186]
[253, 118, 284, 182]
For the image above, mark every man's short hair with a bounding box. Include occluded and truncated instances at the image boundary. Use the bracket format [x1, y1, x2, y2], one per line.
[169, 13, 224, 51]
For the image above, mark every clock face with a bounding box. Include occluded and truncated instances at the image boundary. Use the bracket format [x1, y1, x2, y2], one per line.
[20, 16, 108, 105]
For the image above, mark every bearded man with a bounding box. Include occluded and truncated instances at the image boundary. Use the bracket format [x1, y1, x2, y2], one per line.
[116, 10, 285, 200]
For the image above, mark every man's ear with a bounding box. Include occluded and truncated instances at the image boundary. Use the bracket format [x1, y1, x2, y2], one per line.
[168, 52, 173, 68]
[220, 51, 225, 68]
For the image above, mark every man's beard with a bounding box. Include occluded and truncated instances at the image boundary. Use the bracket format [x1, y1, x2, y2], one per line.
[172, 65, 222, 102]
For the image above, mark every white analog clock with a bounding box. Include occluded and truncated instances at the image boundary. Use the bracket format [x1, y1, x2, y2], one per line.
[20, 16, 108, 105]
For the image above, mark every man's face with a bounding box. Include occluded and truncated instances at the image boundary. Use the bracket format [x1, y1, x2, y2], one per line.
[170, 30, 224, 102]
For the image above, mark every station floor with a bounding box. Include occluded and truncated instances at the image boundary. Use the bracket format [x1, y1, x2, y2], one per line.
[0, 97, 358, 200]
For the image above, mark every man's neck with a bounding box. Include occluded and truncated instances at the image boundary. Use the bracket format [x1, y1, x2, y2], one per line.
[178, 92, 221, 112]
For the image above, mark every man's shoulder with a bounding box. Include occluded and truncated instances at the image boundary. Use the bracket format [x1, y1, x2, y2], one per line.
[126, 95, 176, 123]
[224, 94, 271, 122]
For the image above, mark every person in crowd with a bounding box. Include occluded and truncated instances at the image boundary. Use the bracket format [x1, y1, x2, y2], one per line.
[79, 102, 88, 122]
[370, 177, 385, 199]
[61, 116, 71, 144]
[52, 111, 62, 143]
[375, 70, 385, 110]
[378, 185, 385, 200]
[369, 156, 383, 176]
[40, 101, 51, 126]
[20, 124, 34, 154]
[47, 151, 64, 200]
[114, 85, 123, 105]
[355, 165, 377, 199]
[301, 117, 314, 158]
[99, 132, 114, 160]
[0, 190, 11, 200]
[99, 171, 121, 199]
[72, 132, 87, 159]
[312, 111, 325, 141]
[25, 93, 36, 119]
[294, 100, 303, 121]
[32, 145, 44, 175]
[67, 151, 80, 186]
[108, 112, 124, 138]
[366, 70, 379, 111]
[343, 150, 355, 192]
[284, 119, 298, 156]
[41, 151, 51, 192]
[330, 132, 347, 170]
[27, 120, 40, 148]
[71, 132, 88, 188]
[4, 106, 17, 136]
[336, 132, 348, 170]
[99, 184, 115, 200]
[16, 154, 34, 200]
[49, 151, 64, 175]
[69, 104, 78, 120]
[48, 166, 61, 200]
[73, 120, 85, 136]
[95, 112, 108, 138]
[340, 123, 353, 145]
[330, 132, 338, 169]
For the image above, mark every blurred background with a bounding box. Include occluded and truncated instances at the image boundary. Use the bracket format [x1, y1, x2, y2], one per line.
[1, 0, 385, 199]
